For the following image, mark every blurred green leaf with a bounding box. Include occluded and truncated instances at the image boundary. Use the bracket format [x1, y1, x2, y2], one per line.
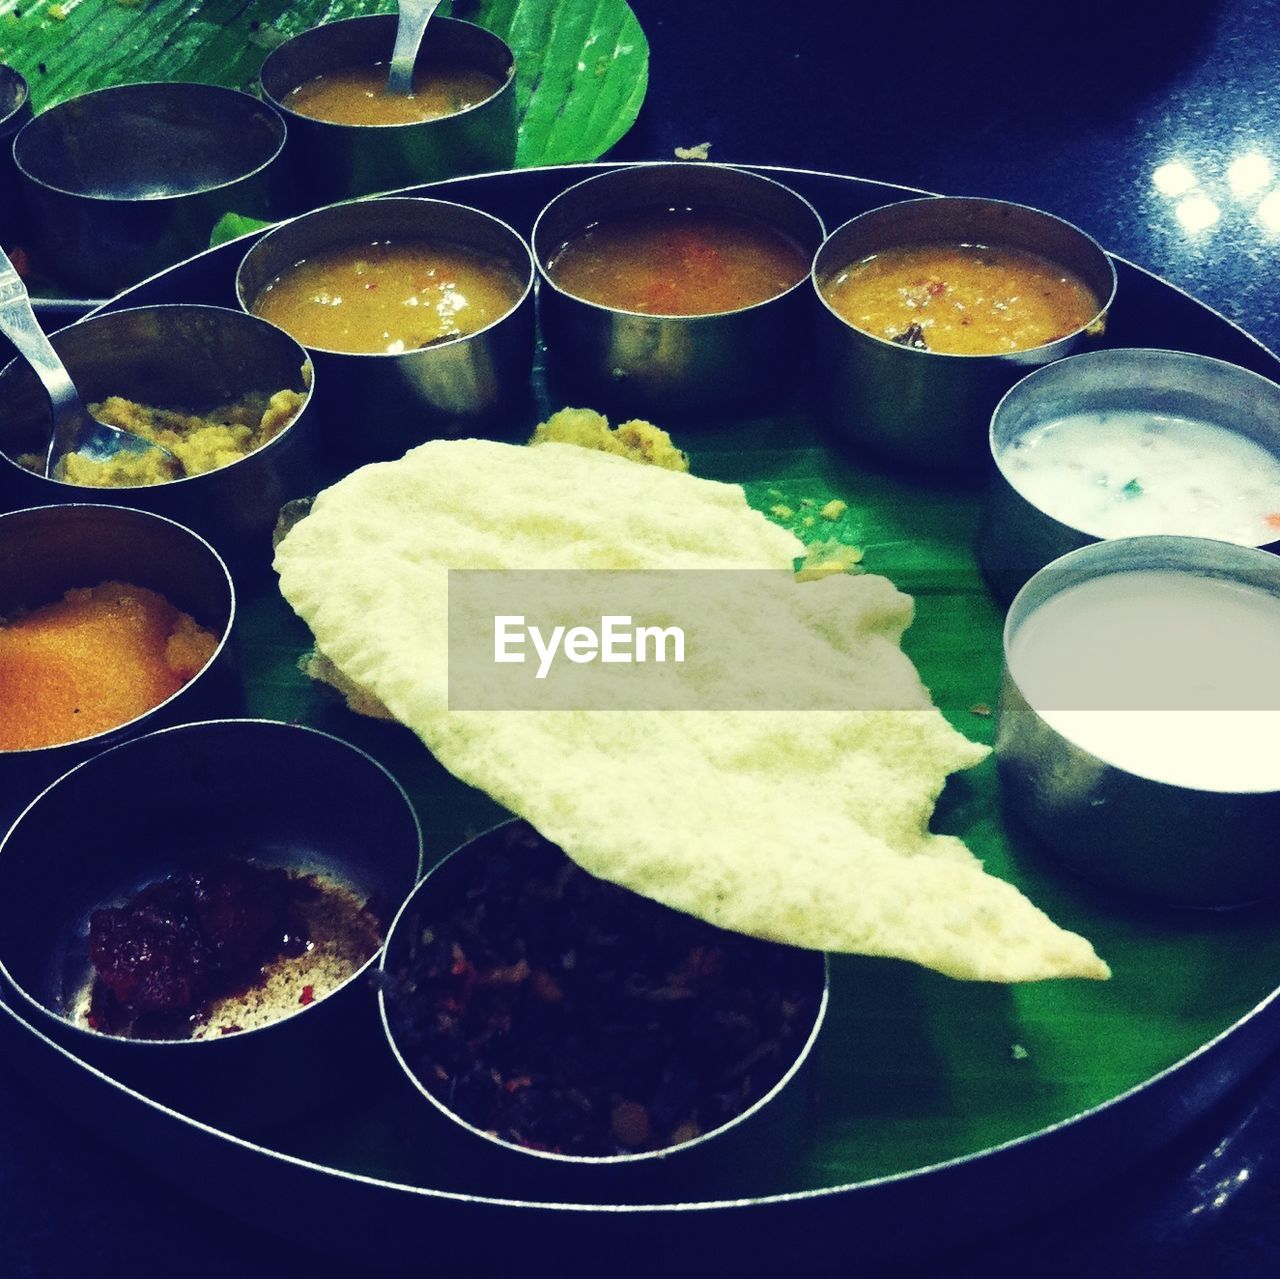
[208, 211, 272, 248]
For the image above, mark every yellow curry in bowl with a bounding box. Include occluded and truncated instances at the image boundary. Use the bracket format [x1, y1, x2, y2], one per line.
[16, 389, 306, 488]
[819, 242, 1101, 355]
[250, 239, 526, 355]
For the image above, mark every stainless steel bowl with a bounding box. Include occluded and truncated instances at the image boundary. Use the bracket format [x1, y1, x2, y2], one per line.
[379, 819, 828, 1197]
[0, 504, 237, 824]
[0, 719, 424, 1124]
[0, 304, 317, 560]
[977, 348, 1280, 602]
[12, 82, 288, 295]
[0, 65, 32, 247]
[995, 535, 1280, 907]
[532, 163, 826, 417]
[235, 196, 534, 462]
[259, 15, 517, 205]
[812, 197, 1117, 472]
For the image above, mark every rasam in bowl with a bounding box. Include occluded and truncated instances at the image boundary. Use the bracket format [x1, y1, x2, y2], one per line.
[259, 15, 516, 205]
[532, 163, 825, 417]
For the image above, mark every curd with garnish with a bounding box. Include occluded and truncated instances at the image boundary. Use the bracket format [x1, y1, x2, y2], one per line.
[1000, 410, 1280, 544]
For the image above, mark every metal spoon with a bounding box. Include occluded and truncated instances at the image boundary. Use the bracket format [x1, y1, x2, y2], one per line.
[0, 246, 175, 479]
[386, 0, 446, 96]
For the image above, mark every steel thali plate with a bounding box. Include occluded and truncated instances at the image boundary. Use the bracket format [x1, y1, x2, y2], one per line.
[3, 165, 1280, 1269]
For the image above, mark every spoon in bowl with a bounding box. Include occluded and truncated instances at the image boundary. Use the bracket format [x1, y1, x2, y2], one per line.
[386, 0, 446, 96]
[0, 246, 175, 479]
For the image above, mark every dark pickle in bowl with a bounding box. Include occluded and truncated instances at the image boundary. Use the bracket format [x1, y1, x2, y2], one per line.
[545, 205, 811, 317]
[81, 854, 384, 1041]
[383, 823, 823, 1160]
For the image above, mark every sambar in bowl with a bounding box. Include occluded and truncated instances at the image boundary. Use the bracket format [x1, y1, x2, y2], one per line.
[812, 196, 1116, 472]
[236, 197, 535, 461]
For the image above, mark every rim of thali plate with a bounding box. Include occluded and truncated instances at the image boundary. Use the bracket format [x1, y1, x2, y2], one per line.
[22, 161, 1280, 377]
[26, 161, 1280, 376]
[9, 162, 1280, 1218]
[3, 935, 1279, 1213]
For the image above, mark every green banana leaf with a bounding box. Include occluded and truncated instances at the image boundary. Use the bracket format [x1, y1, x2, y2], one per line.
[0, 0, 649, 165]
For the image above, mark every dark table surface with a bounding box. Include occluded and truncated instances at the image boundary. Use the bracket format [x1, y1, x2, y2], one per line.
[5, 1, 1280, 1274]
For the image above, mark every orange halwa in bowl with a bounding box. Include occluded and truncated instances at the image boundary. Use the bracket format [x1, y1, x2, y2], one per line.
[819, 241, 1102, 357]
[0, 504, 237, 819]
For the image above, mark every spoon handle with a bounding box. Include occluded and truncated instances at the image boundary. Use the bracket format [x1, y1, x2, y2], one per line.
[0, 248, 82, 433]
[387, 0, 445, 95]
